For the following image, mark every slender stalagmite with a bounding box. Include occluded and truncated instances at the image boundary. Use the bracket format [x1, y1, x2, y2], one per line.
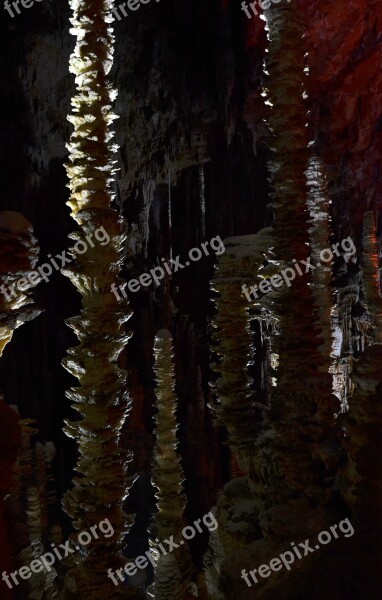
[62, 0, 135, 597]
[147, 329, 193, 600]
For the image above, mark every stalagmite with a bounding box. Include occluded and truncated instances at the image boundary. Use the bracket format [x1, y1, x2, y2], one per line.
[62, 0, 135, 597]
[259, 0, 341, 519]
[147, 329, 193, 600]
[210, 233, 271, 477]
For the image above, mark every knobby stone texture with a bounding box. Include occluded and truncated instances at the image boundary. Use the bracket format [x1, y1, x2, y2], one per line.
[148, 329, 194, 600]
[62, 0, 135, 597]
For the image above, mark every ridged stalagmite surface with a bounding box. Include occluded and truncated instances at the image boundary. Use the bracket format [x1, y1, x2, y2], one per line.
[264, 2, 330, 400]
[62, 0, 134, 597]
[148, 329, 193, 600]
[210, 232, 273, 478]
[261, 1, 341, 523]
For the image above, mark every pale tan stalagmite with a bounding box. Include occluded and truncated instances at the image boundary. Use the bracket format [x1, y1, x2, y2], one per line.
[62, 0, 135, 597]
[147, 329, 194, 600]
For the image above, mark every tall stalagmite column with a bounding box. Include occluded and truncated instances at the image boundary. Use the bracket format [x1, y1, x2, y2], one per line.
[261, 0, 341, 524]
[147, 330, 193, 600]
[63, 0, 134, 597]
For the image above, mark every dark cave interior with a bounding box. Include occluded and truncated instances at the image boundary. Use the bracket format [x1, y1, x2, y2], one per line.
[0, 0, 381, 599]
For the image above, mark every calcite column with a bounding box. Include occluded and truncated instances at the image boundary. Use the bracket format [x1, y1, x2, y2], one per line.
[259, 0, 341, 527]
[62, 0, 134, 597]
[147, 330, 193, 600]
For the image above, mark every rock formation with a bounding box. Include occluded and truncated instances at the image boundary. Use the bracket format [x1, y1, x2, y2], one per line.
[61, 0, 135, 597]
[147, 329, 193, 600]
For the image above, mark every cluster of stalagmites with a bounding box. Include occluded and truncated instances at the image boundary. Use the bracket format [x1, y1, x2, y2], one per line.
[205, 3, 359, 598]
[62, 0, 135, 597]
[205, 3, 382, 593]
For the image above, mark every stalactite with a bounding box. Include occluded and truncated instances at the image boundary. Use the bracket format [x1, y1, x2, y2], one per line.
[19, 438, 57, 600]
[147, 329, 193, 600]
[62, 0, 135, 597]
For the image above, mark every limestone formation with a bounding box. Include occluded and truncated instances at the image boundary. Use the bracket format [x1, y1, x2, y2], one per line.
[147, 329, 193, 600]
[62, 0, 135, 596]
